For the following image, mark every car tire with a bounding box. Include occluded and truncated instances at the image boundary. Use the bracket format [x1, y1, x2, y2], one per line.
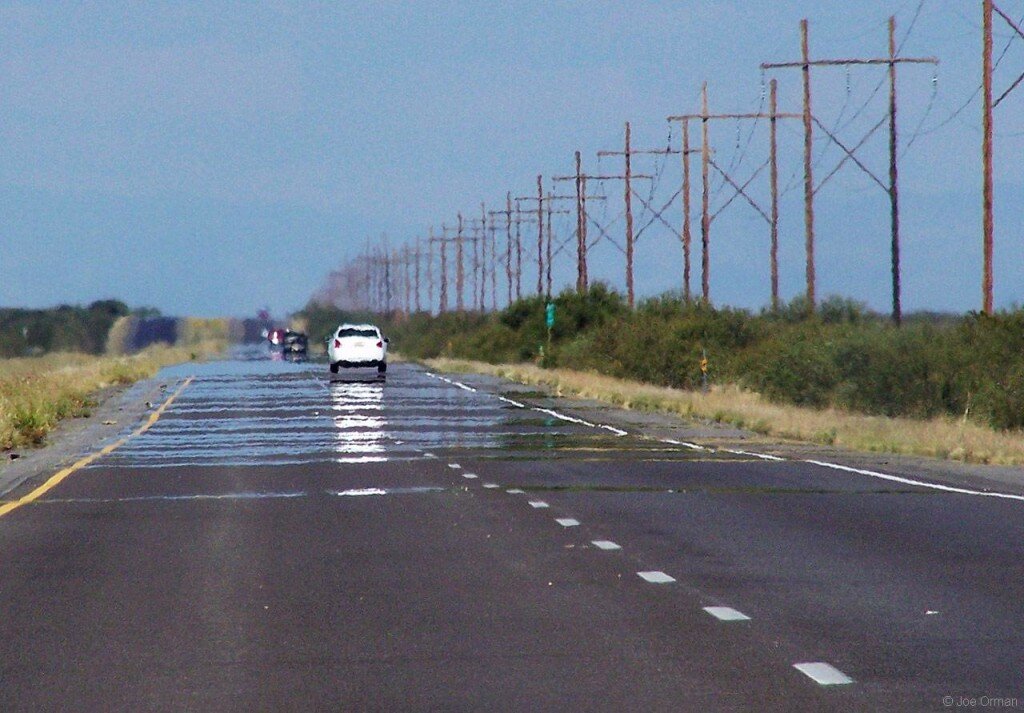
[330, 363, 339, 374]
[377, 363, 387, 374]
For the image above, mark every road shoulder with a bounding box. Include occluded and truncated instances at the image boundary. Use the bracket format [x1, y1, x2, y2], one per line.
[0, 376, 178, 498]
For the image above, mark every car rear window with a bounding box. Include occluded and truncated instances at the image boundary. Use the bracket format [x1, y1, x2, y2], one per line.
[338, 328, 379, 338]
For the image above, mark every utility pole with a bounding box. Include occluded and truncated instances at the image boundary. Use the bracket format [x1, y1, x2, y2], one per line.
[553, 154, 610, 295]
[427, 227, 435, 314]
[487, 193, 516, 307]
[977, 0, 1024, 314]
[487, 213, 498, 310]
[516, 202, 524, 300]
[402, 243, 412, 315]
[598, 122, 659, 307]
[456, 213, 465, 312]
[575, 151, 587, 292]
[596, 122, 660, 307]
[431, 225, 459, 313]
[669, 80, 800, 308]
[381, 236, 392, 314]
[516, 183, 574, 299]
[480, 202, 489, 311]
[414, 236, 422, 313]
[762, 17, 937, 322]
[983, 0, 994, 315]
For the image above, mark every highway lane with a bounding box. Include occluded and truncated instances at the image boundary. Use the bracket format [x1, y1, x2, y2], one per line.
[0, 353, 1022, 710]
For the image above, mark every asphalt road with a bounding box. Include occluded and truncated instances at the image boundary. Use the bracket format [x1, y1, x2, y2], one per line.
[1, 351, 1023, 711]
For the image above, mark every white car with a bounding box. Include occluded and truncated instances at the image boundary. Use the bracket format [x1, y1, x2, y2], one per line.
[328, 323, 388, 374]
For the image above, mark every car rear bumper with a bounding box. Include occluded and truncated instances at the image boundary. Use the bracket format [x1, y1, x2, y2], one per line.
[333, 359, 385, 368]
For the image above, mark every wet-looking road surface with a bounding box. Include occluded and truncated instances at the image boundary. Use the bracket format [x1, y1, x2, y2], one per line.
[1, 353, 1023, 710]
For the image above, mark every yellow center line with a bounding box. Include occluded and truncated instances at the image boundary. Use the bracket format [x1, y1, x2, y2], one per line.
[0, 375, 195, 519]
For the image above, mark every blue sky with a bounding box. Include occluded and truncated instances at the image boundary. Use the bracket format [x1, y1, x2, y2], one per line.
[2, 1, 1022, 317]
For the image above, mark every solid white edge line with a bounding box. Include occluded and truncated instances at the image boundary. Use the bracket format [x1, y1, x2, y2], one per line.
[805, 459, 1024, 502]
[793, 662, 854, 686]
[661, 438, 707, 451]
[428, 366, 633, 439]
[533, 407, 595, 428]
[722, 448, 785, 462]
[703, 606, 751, 622]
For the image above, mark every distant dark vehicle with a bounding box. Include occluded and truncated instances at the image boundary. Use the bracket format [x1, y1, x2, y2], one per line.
[283, 331, 308, 357]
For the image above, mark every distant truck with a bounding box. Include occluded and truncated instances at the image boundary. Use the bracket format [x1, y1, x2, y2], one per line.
[283, 331, 308, 358]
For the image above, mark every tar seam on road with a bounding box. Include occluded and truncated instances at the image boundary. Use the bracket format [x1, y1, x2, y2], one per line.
[0, 375, 195, 519]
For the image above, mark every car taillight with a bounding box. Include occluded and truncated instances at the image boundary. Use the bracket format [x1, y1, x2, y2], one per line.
[376, 341, 383, 348]
[334, 339, 341, 348]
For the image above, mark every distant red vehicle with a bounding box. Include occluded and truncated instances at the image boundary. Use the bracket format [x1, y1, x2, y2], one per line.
[267, 328, 286, 346]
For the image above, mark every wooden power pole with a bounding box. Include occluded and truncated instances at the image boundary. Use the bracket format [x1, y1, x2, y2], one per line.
[593, 122, 656, 307]
[552, 154, 609, 295]
[762, 17, 937, 322]
[669, 80, 800, 308]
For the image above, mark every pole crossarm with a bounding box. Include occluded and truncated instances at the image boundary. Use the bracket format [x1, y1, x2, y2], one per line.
[581, 174, 654, 181]
[761, 57, 937, 70]
[514, 194, 577, 202]
[597, 149, 681, 156]
[669, 112, 801, 121]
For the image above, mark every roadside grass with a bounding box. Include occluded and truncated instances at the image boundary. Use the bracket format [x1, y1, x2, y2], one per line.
[0, 344, 218, 451]
[424, 358, 1024, 467]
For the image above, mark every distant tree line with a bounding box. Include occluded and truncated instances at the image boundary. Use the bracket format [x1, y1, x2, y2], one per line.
[0, 300, 156, 358]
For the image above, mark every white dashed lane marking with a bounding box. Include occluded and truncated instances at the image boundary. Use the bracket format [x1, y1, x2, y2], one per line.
[793, 662, 854, 686]
[591, 540, 622, 551]
[483, 483, 500, 489]
[448, 463, 462, 470]
[506, 488, 525, 494]
[529, 501, 550, 509]
[462, 473, 478, 480]
[637, 571, 676, 584]
[703, 606, 752, 622]
[555, 518, 580, 527]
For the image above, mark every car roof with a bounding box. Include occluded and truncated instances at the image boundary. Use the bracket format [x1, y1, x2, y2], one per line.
[337, 323, 380, 331]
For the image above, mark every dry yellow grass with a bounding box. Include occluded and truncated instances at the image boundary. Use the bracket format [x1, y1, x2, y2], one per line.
[0, 344, 218, 450]
[425, 358, 1024, 466]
